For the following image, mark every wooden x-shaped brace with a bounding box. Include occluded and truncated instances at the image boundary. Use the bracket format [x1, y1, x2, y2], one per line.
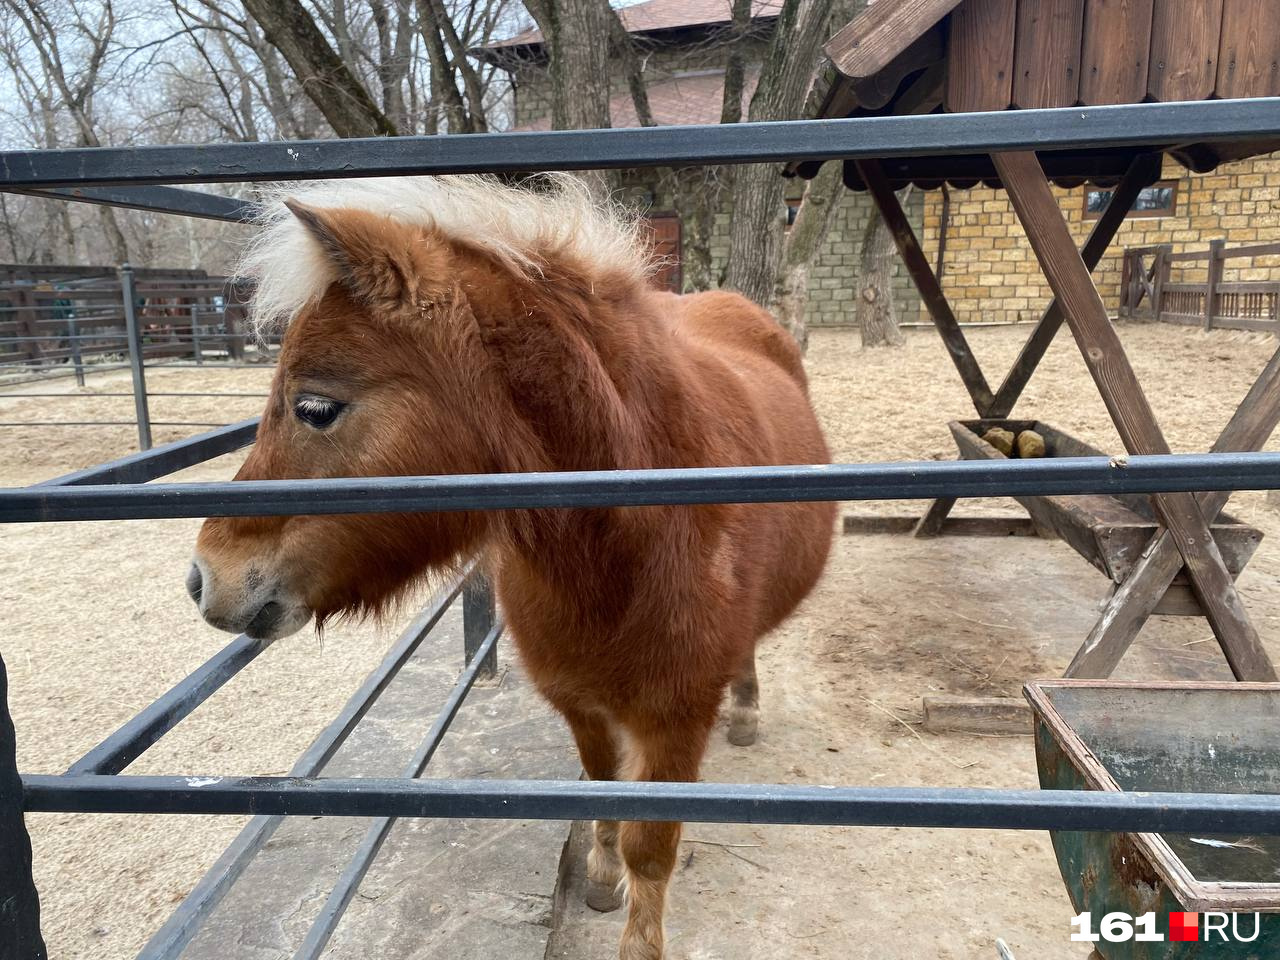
[848, 152, 1278, 681]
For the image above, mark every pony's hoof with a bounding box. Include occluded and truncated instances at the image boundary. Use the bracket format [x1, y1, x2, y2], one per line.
[585, 878, 623, 913]
[727, 719, 757, 747]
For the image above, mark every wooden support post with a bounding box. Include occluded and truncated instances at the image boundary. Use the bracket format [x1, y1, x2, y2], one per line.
[0, 653, 48, 960]
[985, 154, 1160, 418]
[1152, 243, 1171, 321]
[1204, 237, 1225, 330]
[994, 150, 1276, 682]
[853, 158, 994, 414]
[1068, 344, 1280, 677]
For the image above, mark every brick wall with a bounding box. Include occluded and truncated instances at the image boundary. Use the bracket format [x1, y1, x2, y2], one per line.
[919, 153, 1280, 323]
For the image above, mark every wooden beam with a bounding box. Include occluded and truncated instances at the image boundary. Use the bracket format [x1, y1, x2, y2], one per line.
[993, 149, 1276, 683]
[986, 153, 1162, 418]
[824, 0, 963, 80]
[912, 497, 958, 538]
[844, 514, 1036, 536]
[1067, 344, 1280, 677]
[922, 696, 1031, 735]
[853, 158, 995, 414]
[946, 0, 1017, 112]
[1148, 0, 1224, 102]
[1012, 0, 1085, 108]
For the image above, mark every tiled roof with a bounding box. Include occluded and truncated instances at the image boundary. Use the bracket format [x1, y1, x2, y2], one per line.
[489, 0, 783, 49]
[513, 68, 758, 131]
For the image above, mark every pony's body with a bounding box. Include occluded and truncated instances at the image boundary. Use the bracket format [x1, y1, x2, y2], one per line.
[187, 176, 833, 960]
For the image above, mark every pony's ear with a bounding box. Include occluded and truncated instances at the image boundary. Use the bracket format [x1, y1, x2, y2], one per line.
[283, 198, 448, 311]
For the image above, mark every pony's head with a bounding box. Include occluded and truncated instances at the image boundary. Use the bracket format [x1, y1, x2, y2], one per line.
[187, 175, 649, 640]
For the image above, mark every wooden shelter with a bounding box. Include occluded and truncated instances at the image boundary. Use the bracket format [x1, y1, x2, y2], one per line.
[796, 0, 1280, 683]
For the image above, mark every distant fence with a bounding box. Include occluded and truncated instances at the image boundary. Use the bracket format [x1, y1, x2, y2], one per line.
[0, 265, 256, 383]
[1119, 240, 1280, 333]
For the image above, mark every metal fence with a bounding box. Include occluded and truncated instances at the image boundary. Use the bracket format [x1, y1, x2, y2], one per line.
[0, 266, 274, 450]
[4, 97, 1280, 959]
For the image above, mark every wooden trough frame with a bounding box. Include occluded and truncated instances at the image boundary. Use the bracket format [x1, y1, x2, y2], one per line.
[807, 0, 1280, 684]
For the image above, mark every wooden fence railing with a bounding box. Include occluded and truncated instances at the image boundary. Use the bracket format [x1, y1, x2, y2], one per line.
[1119, 240, 1280, 333]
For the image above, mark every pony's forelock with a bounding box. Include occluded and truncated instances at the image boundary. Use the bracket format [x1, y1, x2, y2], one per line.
[237, 174, 655, 334]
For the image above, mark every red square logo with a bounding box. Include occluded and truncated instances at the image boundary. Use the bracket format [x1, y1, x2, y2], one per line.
[1169, 912, 1199, 942]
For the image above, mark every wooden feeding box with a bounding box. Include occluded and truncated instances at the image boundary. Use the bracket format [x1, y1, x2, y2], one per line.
[950, 420, 1263, 614]
[1027, 681, 1280, 958]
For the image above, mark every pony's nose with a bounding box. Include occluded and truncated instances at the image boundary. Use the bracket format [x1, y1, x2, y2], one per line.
[186, 563, 203, 604]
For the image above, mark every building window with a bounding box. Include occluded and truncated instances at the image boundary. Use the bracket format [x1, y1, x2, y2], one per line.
[1084, 180, 1178, 219]
[785, 198, 802, 229]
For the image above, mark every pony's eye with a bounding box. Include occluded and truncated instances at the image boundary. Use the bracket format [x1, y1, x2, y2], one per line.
[294, 395, 344, 429]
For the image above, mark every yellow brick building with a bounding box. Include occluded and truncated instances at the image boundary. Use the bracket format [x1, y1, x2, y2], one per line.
[918, 153, 1280, 325]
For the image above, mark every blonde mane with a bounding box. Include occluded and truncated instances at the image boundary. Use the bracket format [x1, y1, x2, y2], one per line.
[237, 173, 654, 330]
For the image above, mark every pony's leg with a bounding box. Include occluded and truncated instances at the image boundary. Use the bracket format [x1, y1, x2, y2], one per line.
[617, 720, 711, 960]
[563, 709, 625, 912]
[727, 654, 759, 746]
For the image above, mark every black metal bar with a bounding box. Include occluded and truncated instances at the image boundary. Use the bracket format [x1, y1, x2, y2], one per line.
[119, 264, 152, 450]
[21, 776, 1280, 835]
[66, 633, 276, 776]
[4, 185, 255, 222]
[0, 393, 268, 398]
[0, 652, 48, 959]
[462, 574, 498, 680]
[134, 572, 469, 960]
[293, 620, 502, 960]
[6, 452, 1280, 523]
[35, 418, 257, 487]
[67, 317, 84, 388]
[0, 99, 1275, 188]
[0, 421, 234, 428]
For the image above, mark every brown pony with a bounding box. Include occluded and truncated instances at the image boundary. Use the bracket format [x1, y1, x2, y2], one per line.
[187, 175, 834, 960]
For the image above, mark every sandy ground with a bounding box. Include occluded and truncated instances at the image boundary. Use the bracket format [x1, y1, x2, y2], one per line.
[3, 323, 1280, 959]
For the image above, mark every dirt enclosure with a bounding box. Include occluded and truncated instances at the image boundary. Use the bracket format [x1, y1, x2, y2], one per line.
[5, 323, 1280, 960]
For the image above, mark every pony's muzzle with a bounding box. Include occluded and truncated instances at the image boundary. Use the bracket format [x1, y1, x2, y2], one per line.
[185, 558, 312, 640]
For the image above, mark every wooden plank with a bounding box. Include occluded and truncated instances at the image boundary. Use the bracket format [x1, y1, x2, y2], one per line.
[1205, 238, 1226, 329]
[1068, 344, 1280, 677]
[851, 27, 945, 109]
[1012, 0, 1085, 108]
[853, 159, 994, 413]
[922, 696, 1032, 734]
[912, 497, 958, 538]
[986, 153, 1161, 418]
[1147, 0, 1224, 101]
[844, 514, 1036, 536]
[825, 0, 964, 80]
[994, 149, 1276, 682]
[1215, 0, 1280, 98]
[946, 0, 1017, 112]
[1079, 0, 1156, 105]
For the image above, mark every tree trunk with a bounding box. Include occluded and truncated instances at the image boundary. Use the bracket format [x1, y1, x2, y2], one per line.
[722, 0, 838, 305]
[858, 197, 906, 348]
[771, 160, 846, 352]
[241, 0, 396, 138]
[524, 0, 613, 194]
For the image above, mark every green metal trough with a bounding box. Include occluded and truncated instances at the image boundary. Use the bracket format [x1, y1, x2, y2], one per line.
[1026, 681, 1280, 959]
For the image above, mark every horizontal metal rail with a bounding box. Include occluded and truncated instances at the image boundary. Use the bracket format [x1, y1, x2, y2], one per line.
[0, 99, 1275, 189]
[6, 185, 254, 222]
[66, 633, 276, 776]
[6, 451, 1280, 522]
[0, 392, 268, 398]
[21, 777, 1280, 835]
[134, 571, 470, 960]
[295, 619, 503, 960]
[0, 420, 232, 428]
[35, 417, 257, 486]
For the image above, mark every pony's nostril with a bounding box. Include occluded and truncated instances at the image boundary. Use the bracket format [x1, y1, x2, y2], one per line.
[186, 563, 203, 604]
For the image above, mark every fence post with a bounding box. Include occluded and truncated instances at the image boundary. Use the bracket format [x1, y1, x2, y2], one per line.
[1152, 244, 1172, 321]
[0, 652, 49, 960]
[1204, 237, 1225, 331]
[66, 316, 85, 387]
[190, 304, 202, 365]
[120, 264, 153, 451]
[462, 572, 498, 680]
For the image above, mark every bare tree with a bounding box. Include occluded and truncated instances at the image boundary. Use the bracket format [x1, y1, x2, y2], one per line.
[10, 0, 131, 262]
[771, 160, 845, 352]
[721, 0, 839, 306]
[857, 187, 912, 347]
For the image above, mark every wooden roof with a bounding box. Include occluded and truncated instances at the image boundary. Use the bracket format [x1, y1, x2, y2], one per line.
[793, 0, 1280, 190]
